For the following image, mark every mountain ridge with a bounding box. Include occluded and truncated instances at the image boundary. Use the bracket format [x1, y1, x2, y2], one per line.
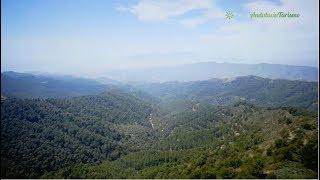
[105, 62, 318, 82]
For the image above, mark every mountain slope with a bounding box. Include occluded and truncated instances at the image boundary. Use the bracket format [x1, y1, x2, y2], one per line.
[1, 71, 109, 98]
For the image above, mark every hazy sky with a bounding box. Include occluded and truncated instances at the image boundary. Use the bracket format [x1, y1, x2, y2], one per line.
[1, 0, 319, 76]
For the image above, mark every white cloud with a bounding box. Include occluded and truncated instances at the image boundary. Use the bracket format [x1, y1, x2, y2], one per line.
[179, 6, 225, 27]
[120, 0, 212, 21]
[117, 0, 225, 27]
[115, 5, 130, 12]
[245, 0, 282, 12]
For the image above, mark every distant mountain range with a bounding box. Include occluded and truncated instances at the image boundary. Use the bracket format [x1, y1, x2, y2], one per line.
[1, 71, 109, 99]
[105, 62, 318, 82]
[1, 71, 318, 110]
[1, 71, 156, 101]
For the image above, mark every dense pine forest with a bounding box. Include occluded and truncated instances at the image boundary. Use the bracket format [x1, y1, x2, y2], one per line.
[1, 72, 318, 178]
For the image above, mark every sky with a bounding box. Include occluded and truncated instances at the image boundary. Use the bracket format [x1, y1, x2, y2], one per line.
[1, 0, 319, 76]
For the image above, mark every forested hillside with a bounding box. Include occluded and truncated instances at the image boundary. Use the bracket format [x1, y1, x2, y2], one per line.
[1, 73, 318, 179]
[43, 102, 318, 179]
[135, 76, 318, 110]
[1, 92, 318, 178]
[1, 91, 153, 178]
